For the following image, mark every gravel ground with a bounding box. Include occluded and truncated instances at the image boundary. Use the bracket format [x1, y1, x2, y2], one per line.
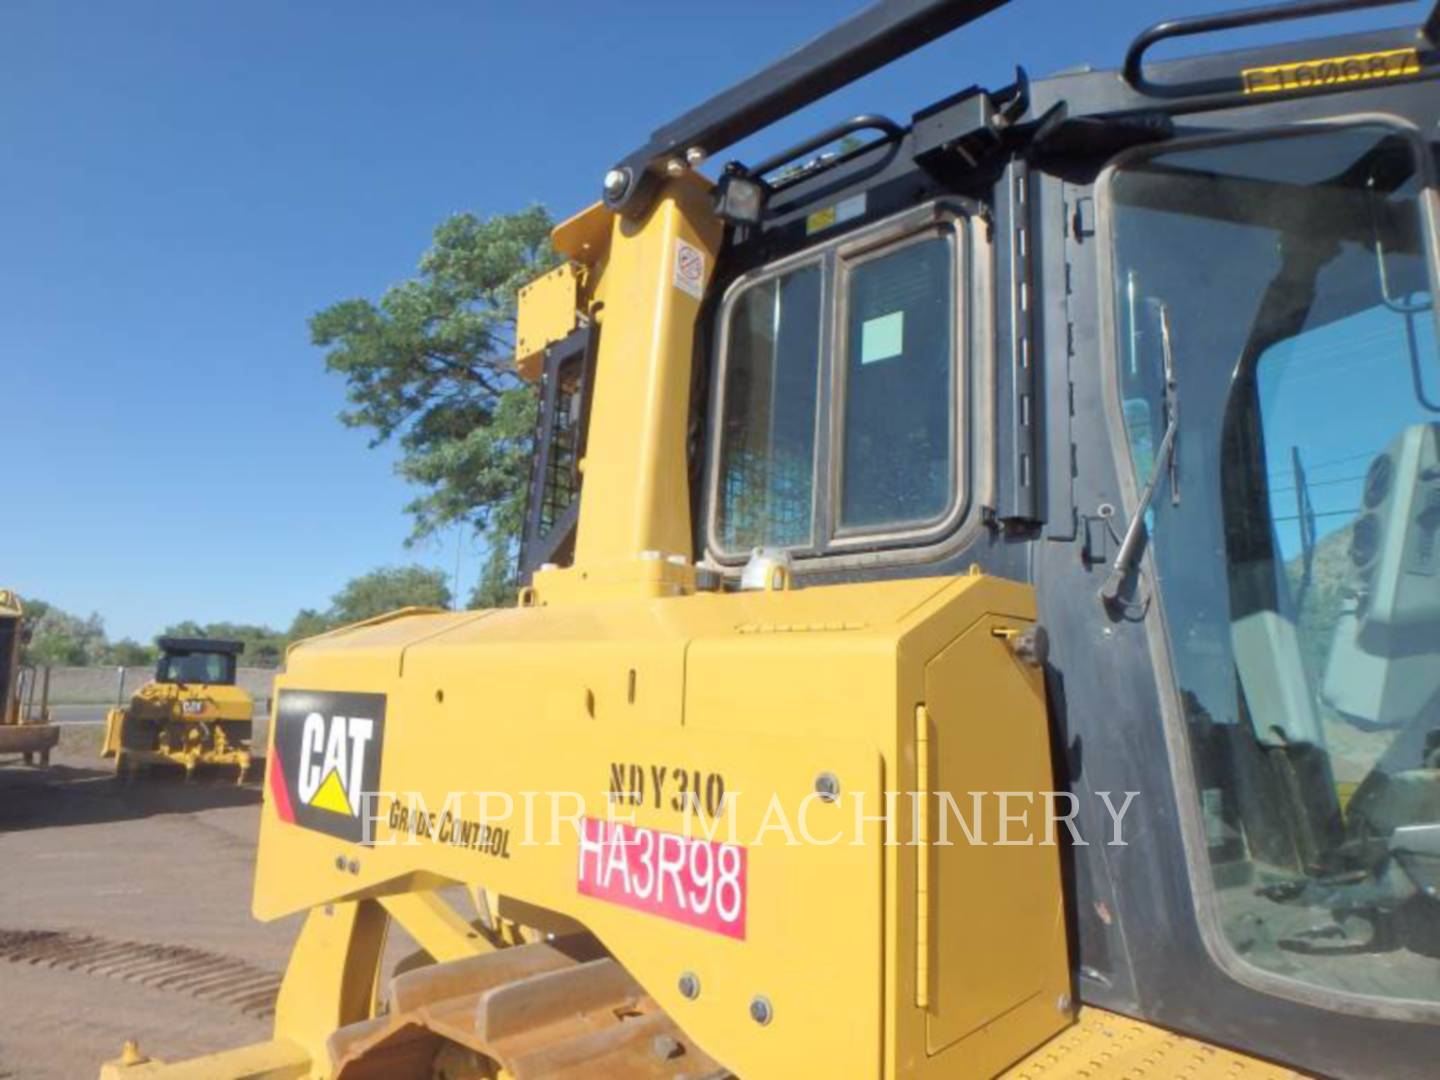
[0, 729, 296, 1079]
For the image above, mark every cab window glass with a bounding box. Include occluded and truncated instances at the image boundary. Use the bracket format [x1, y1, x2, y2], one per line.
[158, 651, 233, 685]
[715, 264, 823, 551]
[709, 209, 966, 563]
[840, 235, 955, 530]
[1111, 125, 1440, 1007]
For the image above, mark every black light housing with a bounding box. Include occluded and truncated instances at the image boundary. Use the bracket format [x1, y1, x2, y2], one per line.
[714, 168, 768, 227]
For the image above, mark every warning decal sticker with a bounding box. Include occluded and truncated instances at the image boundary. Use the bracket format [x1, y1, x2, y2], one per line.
[673, 239, 706, 300]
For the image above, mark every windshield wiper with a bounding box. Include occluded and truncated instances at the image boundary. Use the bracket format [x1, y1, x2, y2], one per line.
[1101, 301, 1179, 608]
[1292, 446, 1318, 612]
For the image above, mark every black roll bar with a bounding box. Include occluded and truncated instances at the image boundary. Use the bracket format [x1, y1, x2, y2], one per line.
[602, 0, 1009, 220]
[1123, 0, 1422, 89]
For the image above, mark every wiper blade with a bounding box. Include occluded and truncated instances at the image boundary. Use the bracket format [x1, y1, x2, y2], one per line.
[1101, 302, 1179, 608]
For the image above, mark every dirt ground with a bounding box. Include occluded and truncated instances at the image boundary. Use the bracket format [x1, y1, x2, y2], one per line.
[0, 727, 297, 1080]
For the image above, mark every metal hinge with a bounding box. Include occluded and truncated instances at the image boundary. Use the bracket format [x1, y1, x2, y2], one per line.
[915, 702, 931, 1011]
[1002, 159, 1040, 526]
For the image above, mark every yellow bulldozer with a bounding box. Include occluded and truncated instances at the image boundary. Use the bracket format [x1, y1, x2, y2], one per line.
[0, 588, 59, 767]
[104, 0, 1440, 1076]
[102, 636, 254, 783]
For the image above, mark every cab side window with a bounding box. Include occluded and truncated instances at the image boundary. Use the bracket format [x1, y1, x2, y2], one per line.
[715, 264, 823, 552]
[840, 235, 956, 531]
[709, 208, 967, 564]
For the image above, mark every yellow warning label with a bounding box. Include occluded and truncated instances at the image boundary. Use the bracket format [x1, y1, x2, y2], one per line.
[805, 206, 837, 235]
[1241, 47, 1420, 95]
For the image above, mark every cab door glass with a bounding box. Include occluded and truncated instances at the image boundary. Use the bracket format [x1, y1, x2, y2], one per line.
[839, 235, 956, 531]
[1111, 124, 1440, 1007]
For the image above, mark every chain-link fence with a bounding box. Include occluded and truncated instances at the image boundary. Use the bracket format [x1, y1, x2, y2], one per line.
[41, 665, 280, 708]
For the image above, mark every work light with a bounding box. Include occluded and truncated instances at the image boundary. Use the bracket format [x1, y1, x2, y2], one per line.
[714, 169, 767, 226]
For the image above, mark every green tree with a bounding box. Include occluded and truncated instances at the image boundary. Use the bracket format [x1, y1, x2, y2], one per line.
[324, 565, 452, 628]
[468, 539, 522, 610]
[310, 207, 558, 607]
[20, 598, 108, 666]
[105, 638, 158, 666]
[283, 567, 453, 645]
[287, 608, 332, 642]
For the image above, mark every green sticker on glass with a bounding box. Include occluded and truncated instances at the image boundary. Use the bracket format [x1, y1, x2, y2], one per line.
[860, 311, 904, 364]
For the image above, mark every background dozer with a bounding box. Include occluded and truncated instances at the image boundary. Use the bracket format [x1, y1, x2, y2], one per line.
[0, 588, 58, 767]
[102, 636, 254, 782]
[104, 0, 1440, 1076]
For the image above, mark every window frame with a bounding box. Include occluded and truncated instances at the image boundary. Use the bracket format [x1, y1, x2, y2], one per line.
[704, 201, 973, 567]
[1096, 115, 1440, 1025]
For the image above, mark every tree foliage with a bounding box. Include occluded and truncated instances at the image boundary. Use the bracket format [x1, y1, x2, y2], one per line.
[284, 564, 453, 642]
[287, 608, 332, 642]
[107, 638, 158, 666]
[326, 565, 451, 626]
[20, 599, 108, 666]
[310, 207, 558, 605]
[20, 564, 455, 669]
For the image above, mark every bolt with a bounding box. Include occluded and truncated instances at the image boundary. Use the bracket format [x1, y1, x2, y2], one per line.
[749, 995, 773, 1026]
[665, 157, 687, 177]
[814, 772, 840, 803]
[603, 168, 630, 201]
[347, 859, 360, 875]
[652, 1034, 683, 1061]
[685, 146, 706, 166]
[334, 855, 346, 870]
[678, 971, 700, 999]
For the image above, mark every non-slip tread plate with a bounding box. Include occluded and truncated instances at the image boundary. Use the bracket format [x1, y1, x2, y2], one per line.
[1002, 1007, 1310, 1079]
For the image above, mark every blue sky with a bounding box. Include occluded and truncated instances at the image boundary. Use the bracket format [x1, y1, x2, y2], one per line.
[4, 0, 1429, 641]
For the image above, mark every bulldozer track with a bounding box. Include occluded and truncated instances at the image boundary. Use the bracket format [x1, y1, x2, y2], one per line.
[0, 929, 280, 1019]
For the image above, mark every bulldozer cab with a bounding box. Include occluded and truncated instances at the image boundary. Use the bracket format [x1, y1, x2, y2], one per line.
[153, 637, 242, 687]
[105, 2, 1440, 1078]
[509, 0, 1440, 1073]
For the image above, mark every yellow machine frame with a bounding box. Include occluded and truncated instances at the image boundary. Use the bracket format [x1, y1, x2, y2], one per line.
[103, 178, 1308, 1079]
[0, 588, 59, 767]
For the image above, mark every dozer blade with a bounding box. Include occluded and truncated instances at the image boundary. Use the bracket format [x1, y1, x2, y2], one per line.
[329, 941, 728, 1080]
[98, 1038, 309, 1080]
